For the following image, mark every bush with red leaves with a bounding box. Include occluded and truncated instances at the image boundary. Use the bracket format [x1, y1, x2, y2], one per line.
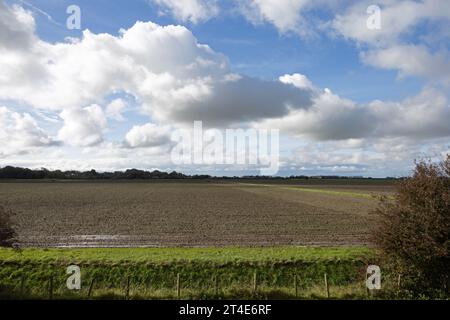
[373, 155, 450, 296]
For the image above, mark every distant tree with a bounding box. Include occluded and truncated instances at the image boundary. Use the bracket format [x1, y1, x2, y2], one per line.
[373, 155, 450, 296]
[0, 206, 16, 247]
[0, 166, 189, 180]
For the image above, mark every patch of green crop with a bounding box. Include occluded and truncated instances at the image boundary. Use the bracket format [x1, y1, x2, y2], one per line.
[237, 183, 377, 199]
[282, 186, 375, 199]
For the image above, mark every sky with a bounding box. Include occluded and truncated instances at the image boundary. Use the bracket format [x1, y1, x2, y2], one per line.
[0, 0, 449, 177]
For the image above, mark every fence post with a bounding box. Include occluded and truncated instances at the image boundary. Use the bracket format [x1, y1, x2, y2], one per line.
[20, 275, 25, 297]
[365, 270, 370, 297]
[294, 275, 298, 298]
[214, 275, 219, 298]
[125, 276, 131, 300]
[324, 273, 330, 298]
[397, 274, 402, 295]
[48, 275, 54, 300]
[253, 272, 258, 294]
[87, 277, 95, 299]
[145, 277, 151, 297]
[176, 273, 181, 300]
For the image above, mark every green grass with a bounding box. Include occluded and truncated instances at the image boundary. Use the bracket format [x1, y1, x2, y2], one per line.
[0, 247, 378, 300]
[0, 246, 373, 263]
[281, 186, 376, 199]
[237, 183, 377, 199]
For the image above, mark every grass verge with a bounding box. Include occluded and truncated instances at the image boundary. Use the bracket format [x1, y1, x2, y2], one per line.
[0, 246, 383, 300]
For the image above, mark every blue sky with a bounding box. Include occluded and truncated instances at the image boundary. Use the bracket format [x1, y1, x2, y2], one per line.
[0, 0, 449, 177]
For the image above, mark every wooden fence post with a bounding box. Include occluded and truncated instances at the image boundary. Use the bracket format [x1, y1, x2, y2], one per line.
[253, 272, 258, 294]
[87, 277, 95, 299]
[48, 275, 54, 300]
[324, 273, 330, 298]
[214, 275, 219, 298]
[176, 273, 181, 300]
[294, 275, 298, 298]
[366, 270, 370, 297]
[145, 277, 151, 297]
[20, 275, 25, 297]
[125, 276, 131, 300]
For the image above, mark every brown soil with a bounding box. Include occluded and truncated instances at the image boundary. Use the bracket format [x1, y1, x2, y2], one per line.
[0, 182, 391, 247]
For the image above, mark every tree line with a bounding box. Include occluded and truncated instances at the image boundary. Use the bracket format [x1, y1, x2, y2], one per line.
[0, 166, 187, 180]
[0, 166, 400, 180]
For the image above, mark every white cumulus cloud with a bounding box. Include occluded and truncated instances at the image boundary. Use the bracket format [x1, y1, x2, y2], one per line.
[330, 0, 450, 85]
[0, 4, 314, 128]
[0, 106, 55, 156]
[1, 0, 450, 176]
[58, 105, 107, 147]
[125, 123, 173, 149]
[331, 0, 450, 46]
[106, 99, 127, 121]
[362, 45, 450, 84]
[258, 77, 450, 141]
[238, 0, 311, 34]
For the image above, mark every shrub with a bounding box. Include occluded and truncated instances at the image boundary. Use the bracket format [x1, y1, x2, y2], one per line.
[373, 155, 450, 296]
[0, 205, 16, 247]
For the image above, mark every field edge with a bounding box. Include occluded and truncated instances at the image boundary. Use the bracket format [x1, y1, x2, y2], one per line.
[0, 246, 375, 263]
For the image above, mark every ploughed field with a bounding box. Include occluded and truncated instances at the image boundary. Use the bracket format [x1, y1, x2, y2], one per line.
[0, 181, 395, 247]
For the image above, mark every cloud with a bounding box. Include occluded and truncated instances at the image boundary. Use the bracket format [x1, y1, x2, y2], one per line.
[58, 105, 107, 147]
[1, 0, 449, 177]
[0, 106, 55, 156]
[331, 0, 450, 46]
[369, 87, 450, 139]
[258, 77, 450, 141]
[0, 1, 37, 51]
[153, 75, 314, 126]
[237, 0, 316, 36]
[257, 85, 373, 140]
[106, 99, 127, 121]
[15, 0, 64, 28]
[0, 141, 176, 172]
[362, 45, 450, 84]
[124, 123, 173, 148]
[330, 0, 450, 84]
[151, 0, 219, 23]
[285, 136, 449, 177]
[0, 17, 230, 111]
[279, 73, 315, 90]
[0, 5, 314, 130]
[237, 1, 450, 86]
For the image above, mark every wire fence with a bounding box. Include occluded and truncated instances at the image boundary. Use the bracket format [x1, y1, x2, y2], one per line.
[0, 263, 399, 300]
